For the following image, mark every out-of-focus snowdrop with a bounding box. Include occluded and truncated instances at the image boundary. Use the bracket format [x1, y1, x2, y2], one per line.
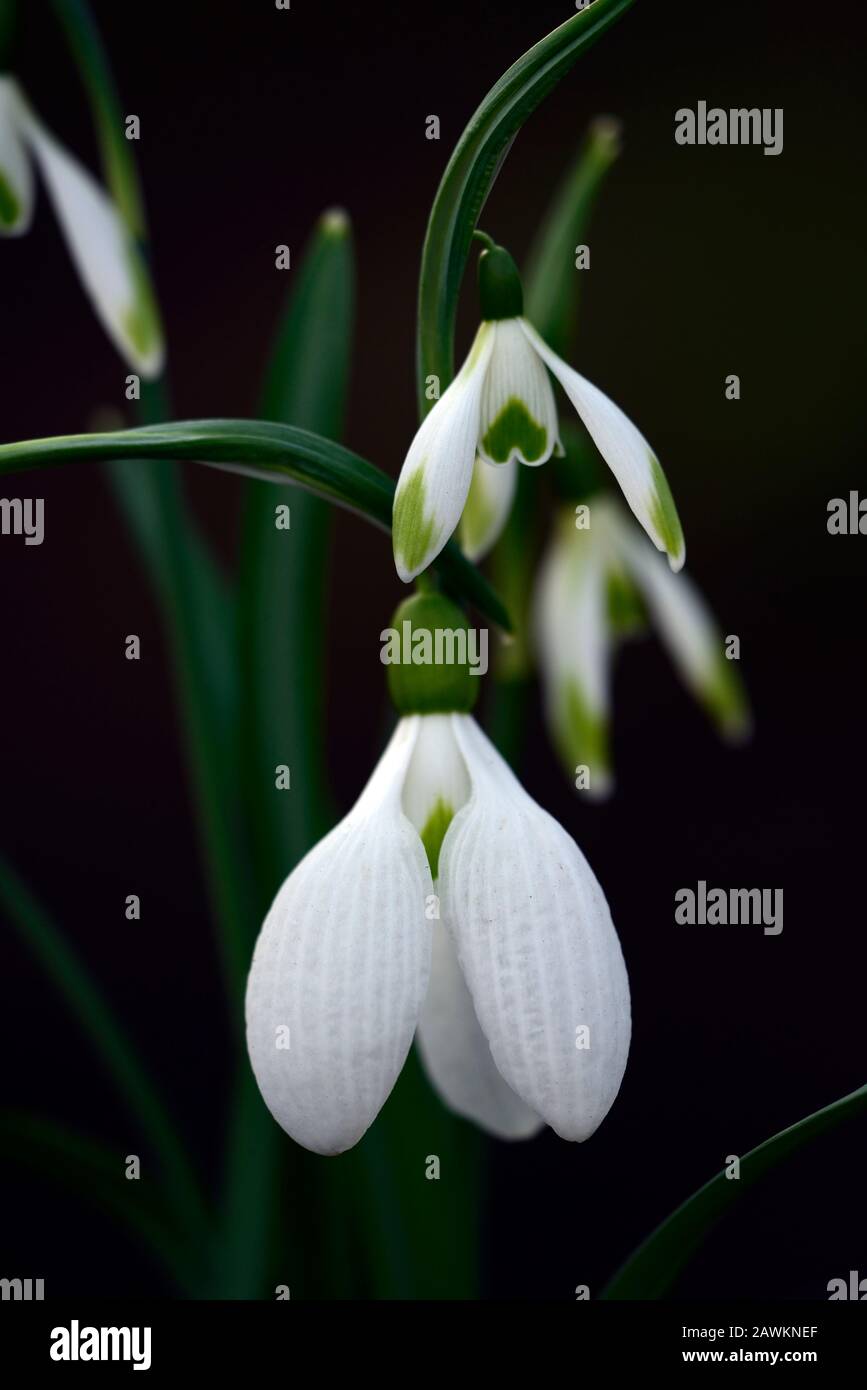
[535, 496, 751, 799]
[0, 76, 163, 375]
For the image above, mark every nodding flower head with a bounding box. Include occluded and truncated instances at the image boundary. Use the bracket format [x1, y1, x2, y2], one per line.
[0, 77, 164, 376]
[393, 238, 683, 583]
[535, 496, 751, 800]
[246, 592, 630, 1154]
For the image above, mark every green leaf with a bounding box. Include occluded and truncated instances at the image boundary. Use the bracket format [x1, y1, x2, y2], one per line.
[416, 0, 636, 414]
[524, 115, 622, 357]
[51, 0, 146, 236]
[601, 1081, 867, 1299]
[0, 1111, 198, 1290]
[0, 419, 511, 629]
[240, 208, 354, 890]
[0, 856, 210, 1242]
[221, 211, 356, 1302]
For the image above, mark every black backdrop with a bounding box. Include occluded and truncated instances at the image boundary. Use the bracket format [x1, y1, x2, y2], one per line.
[1, 0, 865, 1300]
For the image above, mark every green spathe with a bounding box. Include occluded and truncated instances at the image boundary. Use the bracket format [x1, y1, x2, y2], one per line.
[386, 592, 479, 715]
[393, 468, 438, 577]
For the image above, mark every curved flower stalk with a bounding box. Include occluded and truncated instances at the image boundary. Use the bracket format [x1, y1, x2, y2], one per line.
[535, 496, 751, 799]
[0, 76, 163, 375]
[246, 592, 630, 1154]
[394, 237, 683, 582]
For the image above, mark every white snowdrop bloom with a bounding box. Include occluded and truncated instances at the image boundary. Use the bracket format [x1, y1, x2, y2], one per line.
[535, 496, 751, 799]
[0, 77, 164, 376]
[246, 593, 631, 1154]
[393, 240, 683, 581]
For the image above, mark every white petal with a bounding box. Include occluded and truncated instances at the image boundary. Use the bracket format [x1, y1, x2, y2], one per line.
[534, 509, 613, 799]
[439, 715, 631, 1142]
[245, 718, 433, 1155]
[15, 104, 164, 376]
[393, 323, 495, 581]
[520, 318, 685, 571]
[611, 511, 751, 740]
[0, 79, 33, 235]
[459, 454, 517, 562]
[417, 919, 543, 1141]
[478, 318, 559, 466]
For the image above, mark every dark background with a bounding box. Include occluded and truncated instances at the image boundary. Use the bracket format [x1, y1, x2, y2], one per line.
[1, 0, 866, 1300]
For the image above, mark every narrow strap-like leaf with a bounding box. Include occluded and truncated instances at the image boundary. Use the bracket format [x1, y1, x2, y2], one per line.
[601, 1081, 867, 1299]
[523, 116, 622, 358]
[0, 1111, 200, 1291]
[51, 0, 146, 235]
[0, 856, 210, 1241]
[0, 420, 511, 628]
[416, 0, 635, 414]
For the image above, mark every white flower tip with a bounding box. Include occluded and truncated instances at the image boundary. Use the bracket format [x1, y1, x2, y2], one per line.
[320, 206, 350, 236]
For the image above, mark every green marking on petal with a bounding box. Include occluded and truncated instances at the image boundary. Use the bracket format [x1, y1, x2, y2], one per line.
[606, 566, 647, 638]
[0, 170, 21, 227]
[419, 797, 455, 880]
[481, 397, 547, 464]
[459, 460, 495, 556]
[393, 467, 438, 576]
[553, 678, 610, 788]
[121, 248, 164, 366]
[701, 652, 752, 742]
[649, 455, 685, 567]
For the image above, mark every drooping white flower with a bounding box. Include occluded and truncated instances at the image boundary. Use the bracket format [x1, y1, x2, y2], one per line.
[393, 240, 683, 581]
[0, 77, 164, 376]
[535, 496, 751, 798]
[246, 596, 630, 1153]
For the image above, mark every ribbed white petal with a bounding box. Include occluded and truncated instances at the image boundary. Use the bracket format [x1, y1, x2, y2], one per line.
[478, 318, 559, 466]
[417, 919, 543, 1140]
[611, 511, 751, 740]
[459, 454, 517, 562]
[0, 79, 33, 235]
[439, 715, 631, 1142]
[393, 323, 495, 581]
[245, 718, 433, 1155]
[520, 318, 685, 572]
[535, 509, 612, 799]
[15, 105, 164, 376]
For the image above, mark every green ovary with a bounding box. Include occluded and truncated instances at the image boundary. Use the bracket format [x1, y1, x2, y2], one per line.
[0, 172, 21, 227]
[394, 468, 438, 575]
[419, 798, 455, 880]
[481, 397, 547, 464]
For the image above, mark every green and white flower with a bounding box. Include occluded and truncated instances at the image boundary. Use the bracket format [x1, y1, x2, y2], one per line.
[0, 77, 164, 376]
[535, 497, 751, 798]
[394, 240, 683, 580]
[246, 593, 630, 1153]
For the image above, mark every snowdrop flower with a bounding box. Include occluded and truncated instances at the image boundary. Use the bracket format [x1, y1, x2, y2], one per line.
[246, 593, 630, 1154]
[393, 238, 683, 581]
[535, 496, 750, 799]
[0, 77, 164, 376]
